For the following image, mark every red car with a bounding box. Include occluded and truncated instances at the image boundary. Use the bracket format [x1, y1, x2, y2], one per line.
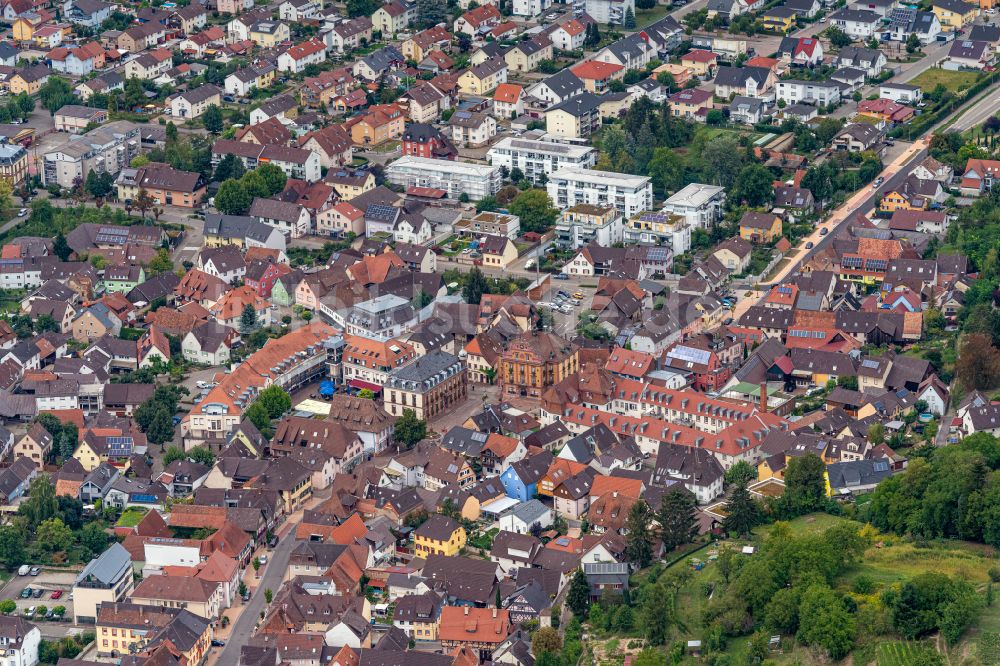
[50, 591, 62, 600]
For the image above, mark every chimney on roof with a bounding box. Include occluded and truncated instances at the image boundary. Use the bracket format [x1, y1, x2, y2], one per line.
[464, 606, 470, 616]
[492, 608, 497, 618]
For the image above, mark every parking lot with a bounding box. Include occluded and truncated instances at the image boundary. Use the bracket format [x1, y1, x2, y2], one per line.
[0, 570, 76, 622]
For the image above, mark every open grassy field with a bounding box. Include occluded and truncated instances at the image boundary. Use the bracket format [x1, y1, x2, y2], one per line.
[911, 68, 981, 94]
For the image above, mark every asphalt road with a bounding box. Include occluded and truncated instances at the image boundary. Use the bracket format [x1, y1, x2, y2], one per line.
[949, 83, 1000, 131]
[214, 531, 298, 666]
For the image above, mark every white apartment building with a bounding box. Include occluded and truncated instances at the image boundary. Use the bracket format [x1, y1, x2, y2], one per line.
[546, 167, 652, 219]
[624, 211, 692, 255]
[775, 79, 842, 106]
[487, 136, 597, 185]
[385, 156, 502, 201]
[660, 183, 726, 230]
[583, 0, 634, 25]
[42, 121, 141, 188]
[514, 0, 552, 16]
[555, 204, 624, 249]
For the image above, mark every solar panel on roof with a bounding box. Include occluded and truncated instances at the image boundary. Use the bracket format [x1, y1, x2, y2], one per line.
[861, 359, 880, 369]
[668, 346, 712, 365]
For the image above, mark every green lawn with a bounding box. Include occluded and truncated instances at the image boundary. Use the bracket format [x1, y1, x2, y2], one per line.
[115, 507, 149, 527]
[910, 68, 981, 93]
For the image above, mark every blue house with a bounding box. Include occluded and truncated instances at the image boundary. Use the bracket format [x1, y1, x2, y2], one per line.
[500, 451, 553, 502]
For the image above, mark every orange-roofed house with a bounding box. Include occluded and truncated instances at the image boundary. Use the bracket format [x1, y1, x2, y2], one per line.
[839, 237, 906, 284]
[763, 284, 798, 310]
[550, 19, 587, 51]
[342, 334, 416, 389]
[960, 158, 1000, 196]
[651, 62, 692, 87]
[493, 83, 524, 119]
[453, 4, 502, 36]
[210, 286, 271, 329]
[604, 348, 655, 380]
[785, 327, 860, 352]
[481, 433, 527, 476]
[318, 201, 365, 238]
[571, 60, 625, 93]
[438, 607, 511, 660]
[539, 458, 589, 497]
[588, 475, 644, 503]
[346, 251, 405, 286]
[681, 49, 718, 77]
[277, 38, 326, 74]
[857, 98, 915, 124]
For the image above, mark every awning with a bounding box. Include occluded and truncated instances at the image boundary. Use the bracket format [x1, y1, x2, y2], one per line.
[348, 379, 383, 393]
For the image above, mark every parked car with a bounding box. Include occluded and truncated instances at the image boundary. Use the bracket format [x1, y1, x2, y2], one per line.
[17, 208, 26, 217]
[29, 567, 40, 576]
[805, 241, 814, 249]
[32, 588, 43, 598]
[555, 274, 569, 280]
[212, 640, 226, 647]
[24, 607, 34, 616]
[259, 555, 268, 565]
[17, 565, 29, 576]
[820, 227, 828, 236]
[20, 588, 31, 599]
[50, 590, 62, 600]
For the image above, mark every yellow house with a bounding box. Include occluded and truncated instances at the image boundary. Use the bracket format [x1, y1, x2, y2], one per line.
[413, 514, 466, 557]
[458, 59, 507, 95]
[326, 169, 375, 200]
[933, 0, 979, 31]
[879, 189, 924, 213]
[739, 211, 782, 244]
[12, 18, 35, 42]
[761, 7, 797, 32]
[480, 236, 519, 269]
[756, 455, 787, 481]
[667, 88, 714, 119]
[504, 38, 553, 73]
[9, 66, 49, 95]
[249, 21, 290, 47]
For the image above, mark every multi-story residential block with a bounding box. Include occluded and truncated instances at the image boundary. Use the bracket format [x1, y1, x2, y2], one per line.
[181, 322, 339, 444]
[457, 211, 521, 240]
[547, 167, 653, 219]
[487, 137, 596, 185]
[545, 91, 602, 139]
[212, 140, 322, 183]
[116, 163, 205, 208]
[0, 142, 28, 186]
[73, 543, 135, 624]
[555, 204, 623, 249]
[625, 210, 691, 254]
[660, 183, 726, 229]
[341, 335, 416, 390]
[385, 156, 502, 201]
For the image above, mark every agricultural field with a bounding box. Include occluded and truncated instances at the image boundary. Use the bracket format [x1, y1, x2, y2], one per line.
[875, 640, 941, 666]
